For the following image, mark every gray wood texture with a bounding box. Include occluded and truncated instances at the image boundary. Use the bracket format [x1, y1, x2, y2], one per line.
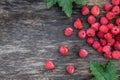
[0, 0, 119, 80]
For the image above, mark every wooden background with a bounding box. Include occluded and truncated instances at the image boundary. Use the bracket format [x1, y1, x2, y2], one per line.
[0, 0, 120, 80]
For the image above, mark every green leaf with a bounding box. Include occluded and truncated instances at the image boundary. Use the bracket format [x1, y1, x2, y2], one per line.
[90, 61, 118, 80]
[47, 0, 57, 8]
[74, 0, 86, 5]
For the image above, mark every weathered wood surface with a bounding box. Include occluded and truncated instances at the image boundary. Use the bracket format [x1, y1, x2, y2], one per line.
[0, 0, 120, 80]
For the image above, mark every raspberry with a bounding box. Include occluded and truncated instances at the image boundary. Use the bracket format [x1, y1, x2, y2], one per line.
[99, 25, 109, 33]
[87, 37, 94, 44]
[112, 6, 120, 15]
[114, 41, 120, 50]
[108, 39, 115, 46]
[112, 50, 120, 59]
[81, 6, 89, 15]
[100, 39, 107, 46]
[116, 18, 120, 26]
[100, 17, 108, 25]
[102, 45, 111, 53]
[111, 27, 120, 35]
[92, 41, 100, 49]
[79, 49, 88, 58]
[74, 18, 83, 29]
[104, 3, 112, 11]
[97, 46, 103, 53]
[107, 23, 114, 29]
[104, 52, 112, 59]
[97, 31, 105, 39]
[59, 45, 69, 55]
[111, 0, 120, 5]
[116, 34, 120, 41]
[104, 32, 112, 40]
[86, 28, 95, 37]
[106, 12, 115, 20]
[66, 65, 74, 74]
[45, 60, 55, 70]
[87, 15, 96, 24]
[64, 27, 73, 36]
[78, 30, 86, 39]
[91, 5, 100, 16]
[91, 22, 100, 31]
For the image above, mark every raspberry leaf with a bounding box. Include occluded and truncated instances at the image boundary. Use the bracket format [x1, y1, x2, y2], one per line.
[74, 0, 86, 5]
[47, 0, 57, 8]
[90, 61, 118, 80]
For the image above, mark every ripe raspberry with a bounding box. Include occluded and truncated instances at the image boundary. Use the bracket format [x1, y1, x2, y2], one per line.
[116, 34, 120, 41]
[114, 41, 120, 50]
[112, 6, 120, 15]
[104, 32, 112, 40]
[66, 65, 74, 74]
[91, 22, 100, 31]
[99, 25, 109, 33]
[74, 18, 83, 29]
[87, 15, 96, 24]
[86, 28, 95, 37]
[102, 45, 111, 53]
[112, 50, 120, 59]
[97, 31, 105, 39]
[111, 0, 120, 5]
[64, 27, 73, 36]
[59, 46, 69, 55]
[106, 12, 115, 20]
[100, 17, 108, 25]
[79, 49, 88, 58]
[87, 37, 94, 44]
[45, 60, 55, 70]
[104, 3, 112, 11]
[116, 18, 120, 26]
[97, 46, 103, 53]
[108, 39, 115, 46]
[78, 30, 86, 39]
[91, 5, 100, 16]
[92, 41, 100, 49]
[104, 52, 112, 59]
[100, 39, 107, 46]
[81, 6, 90, 15]
[107, 23, 114, 29]
[111, 27, 120, 35]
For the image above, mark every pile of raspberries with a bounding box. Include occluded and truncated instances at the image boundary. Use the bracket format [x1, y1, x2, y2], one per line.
[45, 0, 120, 74]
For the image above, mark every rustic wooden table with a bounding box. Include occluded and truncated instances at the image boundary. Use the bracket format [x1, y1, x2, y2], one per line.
[0, 0, 119, 80]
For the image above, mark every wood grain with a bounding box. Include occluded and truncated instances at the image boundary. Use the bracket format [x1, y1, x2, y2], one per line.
[0, 0, 119, 80]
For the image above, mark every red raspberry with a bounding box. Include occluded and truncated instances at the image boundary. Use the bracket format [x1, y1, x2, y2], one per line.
[99, 25, 109, 33]
[87, 15, 96, 24]
[97, 31, 104, 39]
[108, 39, 115, 46]
[106, 12, 115, 20]
[100, 39, 107, 46]
[86, 28, 95, 37]
[45, 60, 55, 70]
[91, 5, 100, 16]
[116, 34, 120, 41]
[64, 27, 73, 36]
[97, 46, 103, 53]
[111, 0, 119, 5]
[104, 52, 112, 59]
[78, 30, 86, 39]
[102, 45, 111, 53]
[81, 6, 90, 15]
[104, 3, 112, 11]
[66, 65, 74, 74]
[100, 17, 108, 25]
[59, 46, 69, 55]
[87, 37, 94, 44]
[107, 23, 114, 29]
[111, 27, 120, 35]
[112, 50, 120, 59]
[91, 22, 100, 31]
[79, 49, 88, 58]
[92, 41, 100, 49]
[116, 18, 120, 26]
[114, 41, 120, 50]
[112, 6, 120, 15]
[104, 32, 112, 40]
[74, 18, 83, 29]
